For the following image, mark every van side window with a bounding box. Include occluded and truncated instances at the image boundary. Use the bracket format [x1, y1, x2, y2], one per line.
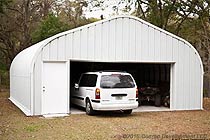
[79, 74, 97, 87]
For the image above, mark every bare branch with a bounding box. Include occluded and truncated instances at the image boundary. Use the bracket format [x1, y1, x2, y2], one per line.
[164, 0, 177, 29]
[136, 0, 146, 19]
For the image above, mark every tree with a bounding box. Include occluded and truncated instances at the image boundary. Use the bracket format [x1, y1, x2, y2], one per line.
[0, 0, 10, 13]
[32, 14, 70, 43]
[0, 0, 43, 69]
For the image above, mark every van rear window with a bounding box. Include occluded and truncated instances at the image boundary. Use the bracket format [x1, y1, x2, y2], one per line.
[100, 74, 135, 88]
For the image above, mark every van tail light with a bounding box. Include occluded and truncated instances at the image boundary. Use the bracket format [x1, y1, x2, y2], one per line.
[95, 88, 100, 99]
[136, 88, 138, 98]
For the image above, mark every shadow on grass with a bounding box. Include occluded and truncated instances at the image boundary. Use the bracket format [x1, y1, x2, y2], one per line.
[93, 110, 138, 118]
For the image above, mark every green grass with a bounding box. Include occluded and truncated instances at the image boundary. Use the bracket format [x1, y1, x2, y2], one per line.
[24, 125, 41, 132]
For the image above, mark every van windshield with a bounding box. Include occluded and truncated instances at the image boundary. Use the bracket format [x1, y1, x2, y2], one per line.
[100, 74, 135, 88]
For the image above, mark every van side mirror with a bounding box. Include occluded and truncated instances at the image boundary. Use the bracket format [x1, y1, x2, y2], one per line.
[74, 83, 79, 89]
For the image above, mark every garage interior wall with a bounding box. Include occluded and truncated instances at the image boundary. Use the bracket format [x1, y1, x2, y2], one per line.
[10, 16, 203, 116]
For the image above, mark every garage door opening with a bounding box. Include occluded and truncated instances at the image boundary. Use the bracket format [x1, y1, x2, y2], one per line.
[70, 60, 171, 114]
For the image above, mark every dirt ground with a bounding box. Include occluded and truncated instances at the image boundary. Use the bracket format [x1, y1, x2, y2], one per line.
[0, 91, 210, 140]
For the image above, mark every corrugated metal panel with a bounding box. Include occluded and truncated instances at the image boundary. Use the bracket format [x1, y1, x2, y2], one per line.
[80, 28, 88, 59]
[129, 19, 136, 60]
[122, 18, 130, 60]
[49, 39, 58, 60]
[160, 33, 167, 60]
[109, 20, 116, 61]
[140, 23, 148, 60]
[181, 42, 187, 109]
[65, 34, 73, 59]
[42, 44, 50, 60]
[165, 35, 173, 60]
[148, 26, 155, 60]
[57, 37, 66, 60]
[115, 18, 123, 60]
[95, 24, 102, 60]
[195, 54, 202, 108]
[135, 22, 141, 60]
[176, 41, 184, 109]
[101, 21, 109, 61]
[34, 53, 42, 115]
[154, 30, 161, 61]
[72, 31, 80, 59]
[87, 26, 95, 60]
[184, 44, 190, 109]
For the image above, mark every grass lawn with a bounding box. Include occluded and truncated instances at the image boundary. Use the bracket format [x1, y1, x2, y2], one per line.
[0, 91, 210, 140]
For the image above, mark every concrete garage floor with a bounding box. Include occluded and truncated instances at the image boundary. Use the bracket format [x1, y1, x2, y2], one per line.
[70, 106, 170, 114]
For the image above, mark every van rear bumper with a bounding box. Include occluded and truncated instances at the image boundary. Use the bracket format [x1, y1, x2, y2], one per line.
[91, 102, 138, 111]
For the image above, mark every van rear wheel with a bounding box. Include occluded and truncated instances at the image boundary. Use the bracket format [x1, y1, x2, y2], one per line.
[124, 109, 132, 114]
[86, 100, 95, 115]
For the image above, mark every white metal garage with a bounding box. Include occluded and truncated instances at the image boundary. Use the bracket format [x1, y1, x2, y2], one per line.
[10, 16, 204, 116]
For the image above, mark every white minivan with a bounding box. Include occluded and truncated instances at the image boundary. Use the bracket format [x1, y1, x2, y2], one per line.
[71, 71, 138, 115]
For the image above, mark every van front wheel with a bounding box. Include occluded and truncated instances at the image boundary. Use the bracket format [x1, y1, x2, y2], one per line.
[86, 100, 95, 115]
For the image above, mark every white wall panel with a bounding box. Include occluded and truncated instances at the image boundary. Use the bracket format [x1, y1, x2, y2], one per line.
[34, 53, 42, 115]
[72, 32, 80, 59]
[115, 18, 123, 60]
[146, 27, 156, 61]
[101, 23, 109, 60]
[129, 19, 136, 60]
[172, 39, 179, 109]
[80, 28, 88, 59]
[94, 24, 102, 60]
[160, 33, 167, 60]
[122, 18, 129, 60]
[42, 44, 50, 60]
[154, 30, 161, 61]
[188, 49, 193, 108]
[65, 34, 73, 59]
[194, 55, 202, 109]
[87, 26, 95, 60]
[49, 39, 58, 60]
[135, 22, 142, 60]
[184, 46, 190, 109]
[176, 41, 184, 109]
[57, 37, 66, 60]
[165, 35, 173, 60]
[180, 42, 187, 109]
[109, 20, 116, 61]
[140, 23, 149, 60]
